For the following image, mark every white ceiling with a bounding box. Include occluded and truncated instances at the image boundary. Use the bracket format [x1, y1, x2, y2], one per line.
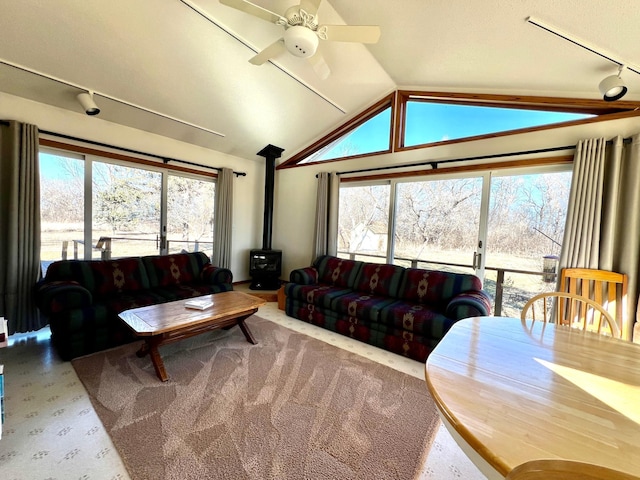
[1, 0, 639, 162]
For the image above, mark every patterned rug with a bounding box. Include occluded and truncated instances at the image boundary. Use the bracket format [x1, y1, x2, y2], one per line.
[72, 316, 440, 480]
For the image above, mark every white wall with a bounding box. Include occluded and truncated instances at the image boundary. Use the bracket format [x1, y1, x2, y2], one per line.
[273, 114, 640, 278]
[0, 92, 265, 282]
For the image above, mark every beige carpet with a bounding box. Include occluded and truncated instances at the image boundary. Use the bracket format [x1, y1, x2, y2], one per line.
[72, 316, 440, 480]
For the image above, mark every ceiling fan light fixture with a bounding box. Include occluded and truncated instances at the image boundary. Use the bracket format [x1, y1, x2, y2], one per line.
[283, 25, 319, 58]
[599, 65, 628, 102]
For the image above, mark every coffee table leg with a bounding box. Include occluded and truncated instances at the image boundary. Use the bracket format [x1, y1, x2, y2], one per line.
[237, 314, 257, 345]
[138, 337, 168, 382]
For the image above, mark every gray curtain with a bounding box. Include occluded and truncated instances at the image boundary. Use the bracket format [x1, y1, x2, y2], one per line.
[0, 121, 44, 334]
[212, 167, 233, 269]
[312, 172, 339, 261]
[559, 134, 640, 341]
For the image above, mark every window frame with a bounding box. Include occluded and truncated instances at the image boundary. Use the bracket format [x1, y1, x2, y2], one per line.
[279, 90, 640, 169]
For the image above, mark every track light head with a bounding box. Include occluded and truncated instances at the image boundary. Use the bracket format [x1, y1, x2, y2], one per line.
[77, 91, 100, 115]
[599, 65, 628, 102]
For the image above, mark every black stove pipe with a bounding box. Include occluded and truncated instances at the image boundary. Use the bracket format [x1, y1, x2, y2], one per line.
[256, 144, 284, 250]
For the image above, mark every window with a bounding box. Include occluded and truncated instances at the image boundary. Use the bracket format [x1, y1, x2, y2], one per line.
[39, 147, 215, 273]
[280, 90, 639, 167]
[166, 175, 215, 254]
[40, 151, 85, 272]
[394, 177, 483, 274]
[337, 183, 390, 263]
[300, 106, 392, 163]
[403, 102, 593, 147]
[483, 169, 572, 317]
[92, 161, 162, 258]
[336, 165, 573, 316]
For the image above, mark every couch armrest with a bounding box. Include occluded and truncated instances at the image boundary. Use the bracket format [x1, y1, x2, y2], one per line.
[35, 280, 93, 315]
[289, 267, 318, 285]
[445, 290, 492, 320]
[201, 264, 233, 285]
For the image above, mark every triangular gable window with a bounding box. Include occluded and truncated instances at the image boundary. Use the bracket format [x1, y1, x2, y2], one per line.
[300, 106, 391, 164]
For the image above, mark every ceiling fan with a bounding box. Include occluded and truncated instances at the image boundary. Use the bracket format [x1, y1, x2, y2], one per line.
[219, 0, 381, 78]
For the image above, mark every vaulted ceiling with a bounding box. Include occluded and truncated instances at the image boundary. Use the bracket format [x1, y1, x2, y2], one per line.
[1, 0, 639, 162]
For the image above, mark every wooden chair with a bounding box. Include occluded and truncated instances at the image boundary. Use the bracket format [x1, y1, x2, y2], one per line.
[506, 459, 640, 480]
[560, 268, 628, 339]
[521, 291, 620, 338]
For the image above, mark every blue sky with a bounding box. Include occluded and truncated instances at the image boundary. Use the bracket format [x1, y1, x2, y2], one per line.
[316, 103, 592, 161]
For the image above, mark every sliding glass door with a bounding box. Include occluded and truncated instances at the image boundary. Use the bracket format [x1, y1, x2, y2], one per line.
[166, 174, 215, 256]
[92, 161, 162, 258]
[337, 166, 572, 315]
[393, 176, 484, 274]
[39, 148, 216, 269]
[483, 169, 571, 316]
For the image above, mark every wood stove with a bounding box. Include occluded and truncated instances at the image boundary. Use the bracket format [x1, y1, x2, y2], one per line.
[249, 249, 282, 290]
[250, 144, 284, 290]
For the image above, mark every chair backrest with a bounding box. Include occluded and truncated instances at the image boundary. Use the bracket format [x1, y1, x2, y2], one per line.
[560, 268, 628, 339]
[520, 291, 620, 338]
[506, 459, 640, 480]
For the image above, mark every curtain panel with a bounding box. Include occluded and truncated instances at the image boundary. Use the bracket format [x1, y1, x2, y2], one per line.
[312, 172, 339, 262]
[0, 120, 45, 334]
[212, 167, 233, 269]
[559, 134, 640, 341]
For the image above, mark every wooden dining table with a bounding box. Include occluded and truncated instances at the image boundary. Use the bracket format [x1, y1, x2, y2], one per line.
[425, 316, 640, 479]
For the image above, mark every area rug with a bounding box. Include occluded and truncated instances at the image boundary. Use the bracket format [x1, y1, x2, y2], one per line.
[72, 316, 440, 480]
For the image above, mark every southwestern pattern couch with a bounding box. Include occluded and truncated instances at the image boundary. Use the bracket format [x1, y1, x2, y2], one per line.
[35, 251, 233, 360]
[285, 255, 491, 361]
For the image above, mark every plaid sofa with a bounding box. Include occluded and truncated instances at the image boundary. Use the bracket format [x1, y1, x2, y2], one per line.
[285, 255, 491, 362]
[35, 252, 233, 360]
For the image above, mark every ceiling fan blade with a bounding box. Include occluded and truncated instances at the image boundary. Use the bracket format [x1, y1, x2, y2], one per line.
[318, 24, 381, 43]
[308, 52, 331, 80]
[249, 39, 286, 65]
[299, 0, 322, 16]
[219, 0, 285, 24]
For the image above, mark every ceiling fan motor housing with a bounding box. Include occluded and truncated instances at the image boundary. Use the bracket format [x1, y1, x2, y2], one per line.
[283, 25, 319, 58]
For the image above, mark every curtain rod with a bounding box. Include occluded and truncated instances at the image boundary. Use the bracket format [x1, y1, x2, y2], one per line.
[0, 120, 246, 176]
[334, 145, 576, 176]
[330, 137, 633, 177]
[39, 129, 246, 177]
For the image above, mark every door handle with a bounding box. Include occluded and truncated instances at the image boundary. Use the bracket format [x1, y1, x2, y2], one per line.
[472, 252, 482, 270]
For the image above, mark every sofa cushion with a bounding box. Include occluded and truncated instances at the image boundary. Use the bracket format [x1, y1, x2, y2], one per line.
[285, 299, 435, 362]
[397, 268, 482, 305]
[142, 251, 211, 288]
[88, 257, 150, 296]
[379, 300, 457, 340]
[314, 255, 362, 289]
[102, 290, 169, 316]
[285, 283, 351, 309]
[45, 257, 150, 297]
[330, 292, 396, 323]
[352, 262, 405, 297]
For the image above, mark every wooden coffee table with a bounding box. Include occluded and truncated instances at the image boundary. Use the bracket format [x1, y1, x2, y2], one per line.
[119, 291, 266, 381]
